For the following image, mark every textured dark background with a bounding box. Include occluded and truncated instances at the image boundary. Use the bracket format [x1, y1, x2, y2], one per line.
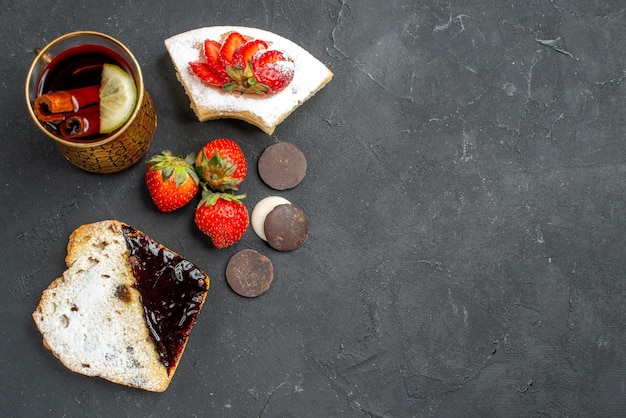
[2, 1, 626, 416]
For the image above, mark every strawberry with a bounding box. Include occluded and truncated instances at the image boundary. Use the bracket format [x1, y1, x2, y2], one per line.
[252, 50, 295, 93]
[219, 31, 247, 67]
[203, 39, 222, 66]
[252, 49, 289, 68]
[232, 39, 268, 68]
[189, 61, 229, 87]
[188, 31, 295, 95]
[195, 138, 247, 191]
[195, 190, 249, 248]
[145, 150, 200, 212]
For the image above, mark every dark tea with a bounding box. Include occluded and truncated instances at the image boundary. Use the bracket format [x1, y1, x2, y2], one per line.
[26, 31, 157, 173]
[34, 44, 136, 141]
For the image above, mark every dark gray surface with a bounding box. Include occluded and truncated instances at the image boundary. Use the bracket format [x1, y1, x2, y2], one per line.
[2, 1, 626, 416]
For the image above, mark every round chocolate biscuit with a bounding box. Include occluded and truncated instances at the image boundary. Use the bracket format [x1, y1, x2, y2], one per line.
[226, 249, 274, 298]
[258, 142, 307, 190]
[264, 203, 308, 252]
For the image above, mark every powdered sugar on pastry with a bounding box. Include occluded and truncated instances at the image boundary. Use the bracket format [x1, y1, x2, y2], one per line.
[165, 26, 333, 134]
[32, 220, 210, 392]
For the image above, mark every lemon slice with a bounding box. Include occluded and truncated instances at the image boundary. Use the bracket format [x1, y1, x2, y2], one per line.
[99, 63, 137, 134]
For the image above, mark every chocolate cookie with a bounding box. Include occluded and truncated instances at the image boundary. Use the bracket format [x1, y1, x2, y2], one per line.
[226, 249, 274, 298]
[258, 142, 307, 190]
[264, 203, 308, 252]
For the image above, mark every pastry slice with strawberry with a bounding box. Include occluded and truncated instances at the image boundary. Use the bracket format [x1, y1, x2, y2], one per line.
[165, 26, 333, 134]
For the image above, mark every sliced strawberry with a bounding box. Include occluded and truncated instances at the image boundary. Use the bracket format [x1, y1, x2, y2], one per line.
[189, 61, 229, 87]
[252, 50, 295, 94]
[202, 39, 231, 81]
[253, 63, 294, 93]
[252, 49, 290, 69]
[232, 39, 268, 68]
[203, 39, 222, 66]
[189, 35, 295, 95]
[219, 32, 247, 67]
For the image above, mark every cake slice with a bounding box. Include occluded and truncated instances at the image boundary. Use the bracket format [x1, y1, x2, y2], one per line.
[164, 26, 333, 134]
[32, 220, 210, 392]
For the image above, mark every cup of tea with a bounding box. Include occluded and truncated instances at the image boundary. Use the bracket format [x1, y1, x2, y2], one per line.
[25, 31, 157, 174]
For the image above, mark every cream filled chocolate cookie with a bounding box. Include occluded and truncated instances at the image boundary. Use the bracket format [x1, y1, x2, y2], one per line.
[251, 195, 291, 241]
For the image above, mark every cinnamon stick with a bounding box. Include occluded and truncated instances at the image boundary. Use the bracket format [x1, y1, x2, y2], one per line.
[34, 85, 100, 123]
[58, 106, 101, 139]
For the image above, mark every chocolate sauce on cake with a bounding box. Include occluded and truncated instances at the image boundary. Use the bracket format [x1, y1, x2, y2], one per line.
[121, 225, 209, 372]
